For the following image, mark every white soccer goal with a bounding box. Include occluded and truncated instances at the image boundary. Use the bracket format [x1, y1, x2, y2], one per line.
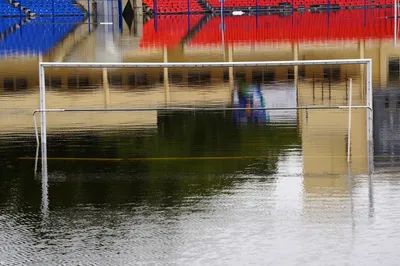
[34, 59, 373, 169]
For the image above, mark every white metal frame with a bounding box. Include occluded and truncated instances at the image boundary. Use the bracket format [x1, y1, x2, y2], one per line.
[36, 59, 373, 170]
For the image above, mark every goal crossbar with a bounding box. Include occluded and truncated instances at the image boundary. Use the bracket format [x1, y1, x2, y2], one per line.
[40, 59, 371, 68]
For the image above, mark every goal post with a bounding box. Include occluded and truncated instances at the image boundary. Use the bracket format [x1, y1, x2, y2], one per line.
[36, 59, 373, 169]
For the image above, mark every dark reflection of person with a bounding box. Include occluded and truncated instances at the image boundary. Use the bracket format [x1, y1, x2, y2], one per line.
[233, 80, 269, 125]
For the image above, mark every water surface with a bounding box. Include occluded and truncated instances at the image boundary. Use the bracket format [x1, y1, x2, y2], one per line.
[0, 9, 400, 265]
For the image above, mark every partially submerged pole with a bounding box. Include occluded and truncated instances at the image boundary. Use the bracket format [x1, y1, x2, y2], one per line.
[39, 65, 47, 145]
[395, 0, 398, 46]
[347, 78, 353, 163]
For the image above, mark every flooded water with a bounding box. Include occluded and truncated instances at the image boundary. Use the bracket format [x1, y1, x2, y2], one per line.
[1, 8, 400, 265]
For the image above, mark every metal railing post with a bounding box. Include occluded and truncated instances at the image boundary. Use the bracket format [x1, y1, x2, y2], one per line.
[393, 0, 398, 46]
[41, 142, 48, 217]
[366, 59, 374, 174]
[347, 78, 353, 163]
[39, 64, 47, 145]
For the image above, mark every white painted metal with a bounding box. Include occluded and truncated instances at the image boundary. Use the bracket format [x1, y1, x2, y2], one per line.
[33, 114, 39, 145]
[366, 60, 374, 173]
[347, 78, 353, 163]
[41, 143, 48, 217]
[34, 145, 39, 176]
[33, 106, 371, 114]
[39, 59, 372, 68]
[37, 59, 373, 168]
[39, 65, 47, 145]
[393, 0, 398, 46]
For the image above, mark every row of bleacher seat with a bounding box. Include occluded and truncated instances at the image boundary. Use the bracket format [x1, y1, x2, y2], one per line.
[206, 0, 393, 8]
[0, 0, 20, 17]
[188, 8, 397, 45]
[141, 0, 394, 13]
[140, 9, 399, 48]
[0, 16, 84, 56]
[0, 0, 84, 17]
[15, 0, 84, 16]
[0, 18, 20, 34]
[140, 15, 204, 48]
[142, 0, 203, 13]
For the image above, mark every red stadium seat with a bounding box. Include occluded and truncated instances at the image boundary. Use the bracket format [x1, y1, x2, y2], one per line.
[143, 0, 204, 13]
[140, 15, 204, 49]
[186, 8, 397, 46]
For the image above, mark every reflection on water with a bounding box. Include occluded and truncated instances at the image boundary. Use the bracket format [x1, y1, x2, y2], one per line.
[232, 81, 298, 126]
[374, 90, 400, 169]
[1, 8, 400, 265]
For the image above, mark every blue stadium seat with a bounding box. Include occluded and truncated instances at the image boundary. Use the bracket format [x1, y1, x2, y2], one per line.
[0, 16, 84, 56]
[0, 18, 21, 34]
[13, 0, 85, 16]
[0, 1, 21, 17]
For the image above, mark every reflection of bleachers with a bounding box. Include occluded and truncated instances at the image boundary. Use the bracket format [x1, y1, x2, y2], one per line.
[140, 15, 204, 49]
[0, 1, 20, 17]
[189, 8, 395, 45]
[374, 91, 400, 168]
[207, 0, 261, 8]
[205, 0, 391, 8]
[0, 16, 84, 56]
[141, 0, 393, 14]
[142, 0, 203, 13]
[13, 0, 84, 16]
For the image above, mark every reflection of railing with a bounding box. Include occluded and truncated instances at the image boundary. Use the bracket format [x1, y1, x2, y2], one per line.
[35, 59, 373, 167]
[32, 105, 370, 143]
